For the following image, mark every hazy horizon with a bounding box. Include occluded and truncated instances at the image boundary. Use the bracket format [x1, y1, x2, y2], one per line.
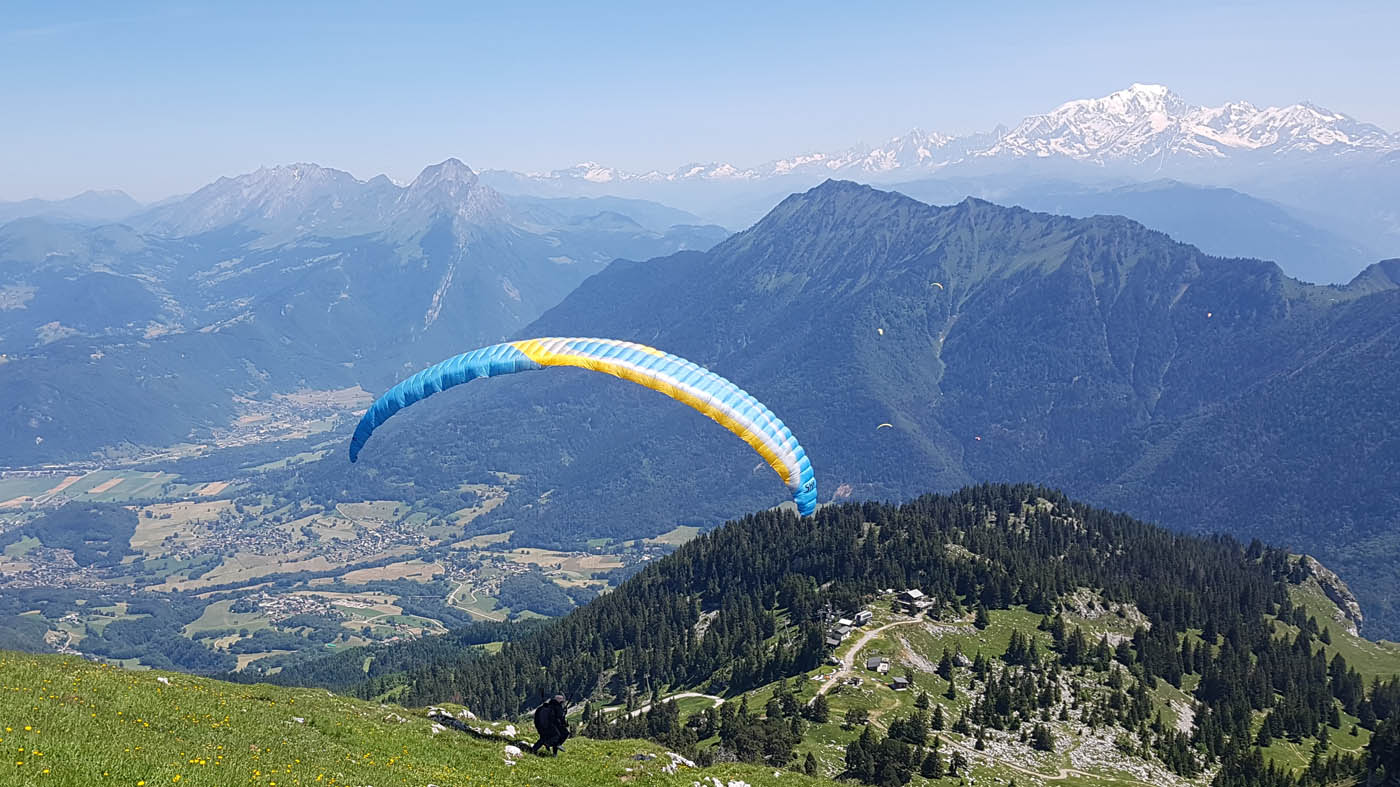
[4, 0, 1399, 201]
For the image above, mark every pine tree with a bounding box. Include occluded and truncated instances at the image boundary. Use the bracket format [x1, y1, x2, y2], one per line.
[938, 648, 954, 680]
[1315, 724, 1330, 754]
[975, 604, 991, 630]
[949, 750, 968, 776]
[920, 750, 944, 778]
[845, 724, 877, 783]
[1364, 717, 1399, 786]
[846, 707, 869, 728]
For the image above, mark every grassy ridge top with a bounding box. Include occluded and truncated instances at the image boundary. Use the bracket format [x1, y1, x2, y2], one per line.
[0, 651, 818, 787]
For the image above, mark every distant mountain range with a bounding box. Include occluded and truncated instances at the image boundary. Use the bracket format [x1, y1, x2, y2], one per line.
[10, 84, 1394, 221]
[0, 190, 143, 225]
[132, 159, 503, 239]
[0, 160, 727, 463]
[4, 85, 1395, 282]
[481, 84, 1398, 187]
[890, 177, 1377, 285]
[338, 180, 1400, 636]
[477, 84, 1400, 265]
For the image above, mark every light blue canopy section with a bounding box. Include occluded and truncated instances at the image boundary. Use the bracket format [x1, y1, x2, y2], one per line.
[348, 342, 541, 462]
[790, 457, 818, 517]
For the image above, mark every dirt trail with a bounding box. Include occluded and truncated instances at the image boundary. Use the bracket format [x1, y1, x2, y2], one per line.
[446, 581, 505, 621]
[602, 692, 724, 719]
[810, 619, 924, 704]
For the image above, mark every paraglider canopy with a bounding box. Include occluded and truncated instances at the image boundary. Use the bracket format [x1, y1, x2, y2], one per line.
[349, 337, 818, 516]
[876, 423, 893, 430]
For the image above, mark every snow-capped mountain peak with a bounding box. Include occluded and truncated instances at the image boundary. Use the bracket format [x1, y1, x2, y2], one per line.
[981, 85, 1397, 165]
[1053, 83, 1185, 119]
[553, 162, 626, 183]
[981, 84, 1194, 162]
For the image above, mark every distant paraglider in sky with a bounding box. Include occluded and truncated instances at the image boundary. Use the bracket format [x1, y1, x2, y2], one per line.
[931, 282, 944, 290]
[877, 328, 884, 335]
[877, 423, 893, 430]
[348, 337, 818, 516]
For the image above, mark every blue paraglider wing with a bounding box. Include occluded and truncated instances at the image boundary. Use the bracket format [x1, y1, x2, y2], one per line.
[348, 337, 817, 516]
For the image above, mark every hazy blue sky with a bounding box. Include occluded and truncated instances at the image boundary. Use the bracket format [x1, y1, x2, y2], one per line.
[4, 0, 1398, 200]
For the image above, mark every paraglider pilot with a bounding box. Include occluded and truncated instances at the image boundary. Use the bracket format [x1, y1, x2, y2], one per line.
[532, 694, 570, 756]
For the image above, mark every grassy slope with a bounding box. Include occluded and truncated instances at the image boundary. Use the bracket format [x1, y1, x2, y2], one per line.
[1287, 578, 1400, 679]
[1234, 578, 1400, 772]
[0, 651, 822, 787]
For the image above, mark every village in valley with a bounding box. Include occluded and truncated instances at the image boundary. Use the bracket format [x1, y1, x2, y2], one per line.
[0, 416, 679, 673]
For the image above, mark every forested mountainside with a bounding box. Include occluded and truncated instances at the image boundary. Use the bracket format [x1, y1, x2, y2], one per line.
[259, 485, 1400, 786]
[323, 180, 1400, 635]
